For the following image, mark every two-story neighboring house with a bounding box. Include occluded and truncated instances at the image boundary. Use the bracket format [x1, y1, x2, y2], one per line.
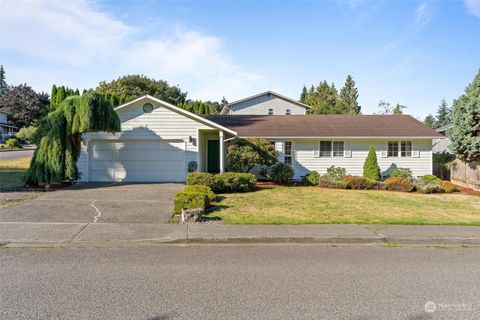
[0, 109, 16, 140]
[77, 91, 441, 183]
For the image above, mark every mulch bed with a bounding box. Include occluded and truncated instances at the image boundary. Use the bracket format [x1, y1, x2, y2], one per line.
[455, 185, 480, 197]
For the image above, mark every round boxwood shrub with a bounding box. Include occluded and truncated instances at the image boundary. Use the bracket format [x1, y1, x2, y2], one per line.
[384, 177, 414, 192]
[186, 172, 224, 193]
[269, 163, 294, 184]
[184, 185, 216, 201]
[302, 171, 320, 186]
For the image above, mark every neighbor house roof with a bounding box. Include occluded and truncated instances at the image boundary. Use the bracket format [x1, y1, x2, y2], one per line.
[204, 115, 443, 138]
[220, 91, 311, 114]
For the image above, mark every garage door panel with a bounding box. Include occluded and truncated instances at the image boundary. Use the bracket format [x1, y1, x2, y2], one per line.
[89, 140, 185, 182]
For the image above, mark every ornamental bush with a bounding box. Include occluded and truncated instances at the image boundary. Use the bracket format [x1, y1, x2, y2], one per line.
[16, 126, 37, 144]
[302, 171, 320, 186]
[388, 168, 413, 179]
[173, 192, 209, 214]
[184, 185, 216, 202]
[384, 177, 414, 192]
[186, 172, 224, 192]
[1, 138, 21, 149]
[342, 176, 380, 190]
[226, 138, 277, 172]
[363, 146, 381, 181]
[414, 180, 444, 194]
[440, 181, 457, 193]
[419, 174, 441, 184]
[217, 172, 257, 192]
[269, 163, 294, 184]
[320, 166, 347, 184]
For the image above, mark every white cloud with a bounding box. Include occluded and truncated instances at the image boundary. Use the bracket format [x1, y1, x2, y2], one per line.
[414, 1, 432, 28]
[0, 0, 263, 101]
[464, 0, 480, 17]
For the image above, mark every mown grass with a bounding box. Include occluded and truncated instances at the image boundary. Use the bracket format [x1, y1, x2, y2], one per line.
[0, 157, 31, 191]
[206, 186, 480, 225]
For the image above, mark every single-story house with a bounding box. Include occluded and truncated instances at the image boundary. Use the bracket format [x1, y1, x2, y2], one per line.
[78, 92, 443, 182]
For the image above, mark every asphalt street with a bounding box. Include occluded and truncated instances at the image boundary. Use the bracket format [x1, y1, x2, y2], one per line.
[0, 149, 34, 160]
[1, 245, 480, 320]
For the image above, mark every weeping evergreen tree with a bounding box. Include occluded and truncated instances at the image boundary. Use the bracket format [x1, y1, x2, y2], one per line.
[25, 90, 120, 185]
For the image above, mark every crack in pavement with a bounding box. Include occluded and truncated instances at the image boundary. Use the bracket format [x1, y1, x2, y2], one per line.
[89, 200, 101, 223]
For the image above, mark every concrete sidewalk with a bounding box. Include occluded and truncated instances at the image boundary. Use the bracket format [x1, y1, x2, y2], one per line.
[1, 222, 480, 246]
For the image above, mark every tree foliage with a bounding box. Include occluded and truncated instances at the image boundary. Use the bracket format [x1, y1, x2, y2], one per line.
[301, 75, 361, 114]
[363, 146, 381, 181]
[423, 114, 435, 128]
[178, 100, 224, 115]
[0, 84, 49, 128]
[25, 90, 121, 185]
[376, 100, 407, 115]
[434, 99, 452, 128]
[0, 65, 8, 97]
[50, 85, 79, 111]
[450, 69, 480, 162]
[226, 138, 277, 173]
[96, 75, 187, 106]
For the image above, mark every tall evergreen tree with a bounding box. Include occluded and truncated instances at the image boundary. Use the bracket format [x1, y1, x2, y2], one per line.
[339, 75, 361, 114]
[300, 85, 308, 104]
[0, 65, 8, 97]
[424, 114, 435, 128]
[50, 85, 58, 111]
[450, 69, 480, 162]
[434, 99, 451, 128]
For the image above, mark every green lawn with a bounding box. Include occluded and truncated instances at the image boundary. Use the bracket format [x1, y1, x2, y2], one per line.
[0, 157, 31, 191]
[206, 186, 480, 225]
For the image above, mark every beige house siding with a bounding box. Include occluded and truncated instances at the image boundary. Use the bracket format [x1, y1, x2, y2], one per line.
[270, 138, 433, 179]
[78, 98, 215, 182]
[228, 95, 307, 115]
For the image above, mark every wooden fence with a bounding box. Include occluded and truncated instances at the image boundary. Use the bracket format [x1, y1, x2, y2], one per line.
[451, 159, 480, 191]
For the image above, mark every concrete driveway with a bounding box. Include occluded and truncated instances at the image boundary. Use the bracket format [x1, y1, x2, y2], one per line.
[0, 183, 183, 224]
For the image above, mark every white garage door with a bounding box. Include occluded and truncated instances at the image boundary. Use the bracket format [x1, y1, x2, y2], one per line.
[89, 140, 185, 182]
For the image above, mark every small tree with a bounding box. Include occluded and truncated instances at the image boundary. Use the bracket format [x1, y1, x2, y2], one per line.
[450, 69, 480, 162]
[424, 114, 435, 128]
[363, 146, 381, 181]
[226, 138, 277, 173]
[0, 65, 8, 97]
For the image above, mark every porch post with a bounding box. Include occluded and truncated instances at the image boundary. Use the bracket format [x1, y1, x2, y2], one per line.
[219, 130, 225, 173]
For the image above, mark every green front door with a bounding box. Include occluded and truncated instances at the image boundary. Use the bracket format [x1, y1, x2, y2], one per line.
[207, 140, 220, 173]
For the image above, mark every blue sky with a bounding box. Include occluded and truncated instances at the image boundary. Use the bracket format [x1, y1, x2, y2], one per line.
[1, 0, 479, 118]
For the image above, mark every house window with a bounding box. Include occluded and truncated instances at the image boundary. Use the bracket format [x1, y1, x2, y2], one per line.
[268, 108, 273, 115]
[284, 141, 292, 165]
[286, 109, 291, 115]
[387, 141, 399, 157]
[333, 141, 344, 157]
[320, 141, 332, 157]
[401, 141, 412, 157]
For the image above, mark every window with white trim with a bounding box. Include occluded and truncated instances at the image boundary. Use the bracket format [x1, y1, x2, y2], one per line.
[268, 108, 273, 115]
[284, 141, 292, 165]
[401, 141, 412, 157]
[387, 141, 398, 157]
[286, 109, 291, 115]
[333, 141, 344, 157]
[320, 141, 332, 157]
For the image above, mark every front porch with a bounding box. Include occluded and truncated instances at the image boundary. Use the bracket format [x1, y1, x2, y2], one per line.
[198, 129, 235, 174]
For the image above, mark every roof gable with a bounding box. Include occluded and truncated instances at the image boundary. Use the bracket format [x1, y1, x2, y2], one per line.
[223, 91, 311, 113]
[114, 95, 237, 135]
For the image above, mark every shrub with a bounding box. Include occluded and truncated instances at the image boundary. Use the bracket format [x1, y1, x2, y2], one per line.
[440, 181, 457, 193]
[388, 168, 412, 179]
[319, 166, 347, 184]
[363, 146, 381, 181]
[186, 172, 224, 193]
[226, 138, 277, 172]
[184, 185, 216, 201]
[419, 174, 441, 184]
[302, 171, 320, 186]
[269, 162, 294, 184]
[173, 192, 209, 214]
[414, 180, 444, 194]
[16, 126, 37, 144]
[343, 176, 380, 190]
[217, 172, 257, 192]
[384, 177, 414, 192]
[1, 138, 21, 149]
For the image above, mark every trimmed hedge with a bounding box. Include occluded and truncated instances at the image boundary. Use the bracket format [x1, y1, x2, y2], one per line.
[302, 171, 320, 186]
[184, 185, 216, 201]
[384, 177, 414, 192]
[269, 163, 294, 184]
[343, 176, 380, 190]
[186, 172, 256, 193]
[173, 192, 209, 214]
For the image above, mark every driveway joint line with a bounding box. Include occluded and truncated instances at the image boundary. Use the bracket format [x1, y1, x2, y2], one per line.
[69, 223, 90, 243]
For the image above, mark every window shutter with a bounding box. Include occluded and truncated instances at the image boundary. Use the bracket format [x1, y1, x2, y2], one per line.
[381, 149, 388, 158]
[314, 149, 320, 158]
[413, 150, 420, 158]
[344, 149, 352, 158]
